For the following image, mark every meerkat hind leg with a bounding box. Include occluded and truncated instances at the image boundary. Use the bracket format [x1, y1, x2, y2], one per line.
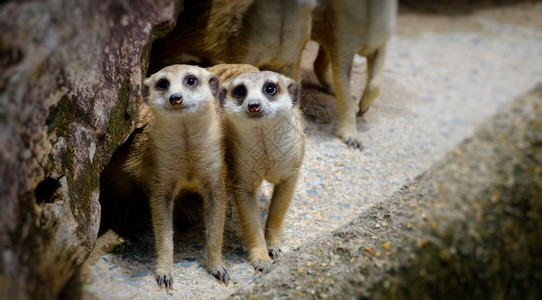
[202, 186, 230, 285]
[234, 188, 273, 271]
[150, 184, 176, 290]
[265, 176, 298, 259]
[313, 46, 333, 94]
[330, 47, 364, 150]
[358, 45, 387, 116]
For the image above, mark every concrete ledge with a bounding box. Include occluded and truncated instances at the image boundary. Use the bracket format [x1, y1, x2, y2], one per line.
[230, 83, 542, 299]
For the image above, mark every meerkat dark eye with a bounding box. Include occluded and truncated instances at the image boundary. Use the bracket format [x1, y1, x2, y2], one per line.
[156, 78, 170, 91]
[185, 75, 198, 86]
[264, 83, 277, 96]
[232, 85, 247, 100]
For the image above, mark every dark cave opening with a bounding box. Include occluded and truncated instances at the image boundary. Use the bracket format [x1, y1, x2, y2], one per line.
[35, 177, 60, 204]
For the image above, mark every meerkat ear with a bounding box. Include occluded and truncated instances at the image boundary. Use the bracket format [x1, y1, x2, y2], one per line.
[218, 87, 227, 107]
[208, 74, 220, 98]
[142, 78, 151, 103]
[286, 79, 300, 106]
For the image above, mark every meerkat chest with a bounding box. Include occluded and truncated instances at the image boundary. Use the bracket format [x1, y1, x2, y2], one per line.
[236, 123, 302, 183]
[152, 122, 223, 182]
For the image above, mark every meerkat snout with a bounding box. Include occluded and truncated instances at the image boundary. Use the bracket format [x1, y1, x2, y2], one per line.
[169, 93, 183, 105]
[247, 101, 261, 113]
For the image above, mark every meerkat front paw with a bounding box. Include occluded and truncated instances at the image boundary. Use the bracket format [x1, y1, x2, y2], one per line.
[248, 246, 274, 272]
[337, 127, 364, 150]
[252, 257, 274, 272]
[266, 240, 283, 259]
[209, 266, 231, 285]
[268, 248, 283, 259]
[155, 271, 173, 290]
[204, 247, 230, 285]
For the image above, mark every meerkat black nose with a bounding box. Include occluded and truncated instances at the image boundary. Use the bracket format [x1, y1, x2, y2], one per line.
[169, 93, 183, 105]
[247, 102, 261, 113]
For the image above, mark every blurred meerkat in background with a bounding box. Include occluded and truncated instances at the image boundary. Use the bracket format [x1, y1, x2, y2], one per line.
[149, 0, 316, 82]
[311, 0, 397, 148]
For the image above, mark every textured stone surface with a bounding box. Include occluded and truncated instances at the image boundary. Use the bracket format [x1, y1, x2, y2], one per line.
[0, 1, 177, 299]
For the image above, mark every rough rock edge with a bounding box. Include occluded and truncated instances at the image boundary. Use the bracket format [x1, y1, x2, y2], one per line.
[0, 1, 179, 299]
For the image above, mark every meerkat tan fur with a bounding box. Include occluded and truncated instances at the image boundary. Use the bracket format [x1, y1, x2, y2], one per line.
[312, 0, 397, 148]
[207, 64, 260, 84]
[149, 0, 316, 82]
[124, 64, 230, 289]
[217, 68, 306, 271]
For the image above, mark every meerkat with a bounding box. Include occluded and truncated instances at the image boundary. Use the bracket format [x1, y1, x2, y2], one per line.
[312, 0, 397, 148]
[123, 64, 230, 289]
[148, 0, 316, 82]
[217, 68, 306, 271]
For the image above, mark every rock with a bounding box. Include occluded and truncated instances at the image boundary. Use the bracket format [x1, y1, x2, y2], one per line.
[0, 1, 178, 299]
[230, 83, 542, 299]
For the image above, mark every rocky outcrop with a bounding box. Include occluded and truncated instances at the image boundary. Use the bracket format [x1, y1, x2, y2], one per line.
[0, 1, 179, 299]
[230, 84, 542, 299]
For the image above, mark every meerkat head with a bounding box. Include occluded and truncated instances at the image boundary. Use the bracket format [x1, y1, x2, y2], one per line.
[142, 64, 219, 115]
[219, 71, 299, 121]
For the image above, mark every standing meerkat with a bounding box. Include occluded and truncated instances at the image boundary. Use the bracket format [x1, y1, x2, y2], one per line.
[124, 64, 230, 289]
[217, 68, 306, 271]
[312, 0, 397, 148]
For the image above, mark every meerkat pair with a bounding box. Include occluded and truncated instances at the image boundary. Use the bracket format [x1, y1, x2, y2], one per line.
[149, 0, 396, 149]
[116, 64, 303, 290]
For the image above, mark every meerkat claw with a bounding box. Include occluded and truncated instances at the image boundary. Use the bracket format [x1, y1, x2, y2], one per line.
[156, 274, 173, 290]
[345, 137, 364, 150]
[268, 248, 282, 259]
[255, 264, 267, 272]
[213, 268, 231, 286]
[253, 258, 273, 272]
[356, 140, 365, 150]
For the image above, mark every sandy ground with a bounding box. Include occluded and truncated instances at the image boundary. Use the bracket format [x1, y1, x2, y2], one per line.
[75, 3, 542, 299]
